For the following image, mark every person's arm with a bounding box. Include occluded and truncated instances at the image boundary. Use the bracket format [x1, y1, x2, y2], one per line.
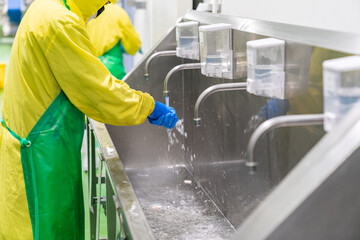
[115, 7, 141, 55]
[45, 21, 153, 126]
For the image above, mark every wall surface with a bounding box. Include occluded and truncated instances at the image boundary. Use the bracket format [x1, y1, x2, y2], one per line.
[148, 0, 192, 49]
[221, 0, 360, 34]
[125, 0, 192, 65]
[122, 0, 192, 69]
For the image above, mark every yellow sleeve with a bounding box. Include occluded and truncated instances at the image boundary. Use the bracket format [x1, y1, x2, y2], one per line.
[115, 6, 141, 55]
[45, 22, 154, 126]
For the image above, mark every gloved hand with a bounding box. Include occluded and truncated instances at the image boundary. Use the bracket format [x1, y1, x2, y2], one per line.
[259, 99, 290, 120]
[148, 101, 178, 129]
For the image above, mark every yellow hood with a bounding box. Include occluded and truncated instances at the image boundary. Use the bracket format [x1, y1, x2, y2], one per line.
[66, 0, 116, 22]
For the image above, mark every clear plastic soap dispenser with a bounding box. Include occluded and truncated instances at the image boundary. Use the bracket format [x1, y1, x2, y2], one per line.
[323, 55, 360, 131]
[199, 23, 235, 79]
[246, 38, 286, 99]
[176, 21, 200, 60]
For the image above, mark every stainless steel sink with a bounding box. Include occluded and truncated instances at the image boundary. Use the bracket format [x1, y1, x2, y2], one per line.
[126, 165, 234, 239]
[87, 10, 360, 240]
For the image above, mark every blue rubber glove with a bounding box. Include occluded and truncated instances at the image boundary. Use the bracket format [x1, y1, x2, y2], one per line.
[148, 101, 178, 129]
[259, 99, 290, 120]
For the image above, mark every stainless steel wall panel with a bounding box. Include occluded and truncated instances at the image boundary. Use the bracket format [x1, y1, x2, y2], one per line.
[232, 101, 360, 240]
[184, 10, 360, 55]
[268, 147, 360, 240]
[103, 11, 360, 236]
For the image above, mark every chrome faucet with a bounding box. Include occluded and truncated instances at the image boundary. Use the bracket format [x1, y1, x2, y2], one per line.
[246, 114, 325, 174]
[144, 50, 177, 80]
[163, 63, 202, 97]
[193, 82, 247, 126]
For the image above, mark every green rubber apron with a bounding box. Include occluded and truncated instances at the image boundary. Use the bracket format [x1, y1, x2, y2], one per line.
[1, 91, 85, 240]
[100, 42, 126, 80]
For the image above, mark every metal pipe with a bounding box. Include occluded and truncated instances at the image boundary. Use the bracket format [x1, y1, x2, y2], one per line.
[163, 63, 202, 97]
[246, 114, 325, 173]
[193, 82, 247, 126]
[95, 155, 104, 240]
[144, 50, 177, 80]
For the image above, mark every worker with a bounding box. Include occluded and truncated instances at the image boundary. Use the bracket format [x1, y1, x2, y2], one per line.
[0, 0, 178, 239]
[82, 3, 141, 171]
[87, 2, 140, 80]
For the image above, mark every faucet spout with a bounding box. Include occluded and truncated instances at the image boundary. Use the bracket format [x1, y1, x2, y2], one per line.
[144, 50, 177, 80]
[246, 114, 325, 174]
[163, 63, 202, 97]
[193, 82, 247, 126]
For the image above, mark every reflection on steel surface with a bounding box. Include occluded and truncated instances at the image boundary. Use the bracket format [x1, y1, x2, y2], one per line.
[144, 50, 177, 80]
[193, 82, 247, 126]
[233, 102, 360, 240]
[163, 63, 201, 97]
[184, 10, 360, 55]
[246, 114, 324, 173]
[127, 166, 235, 239]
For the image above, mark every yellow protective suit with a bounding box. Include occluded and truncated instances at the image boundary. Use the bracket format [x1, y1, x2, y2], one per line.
[87, 3, 141, 57]
[0, 0, 154, 239]
[87, 4, 141, 79]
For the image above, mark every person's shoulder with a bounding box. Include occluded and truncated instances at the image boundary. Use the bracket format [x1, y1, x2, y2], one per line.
[26, 0, 84, 35]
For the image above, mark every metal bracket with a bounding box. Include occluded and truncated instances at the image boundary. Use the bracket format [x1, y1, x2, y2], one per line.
[96, 176, 106, 184]
[93, 196, 107, 205]
[88, 122, 94, 131]
[98, 152, 106, 162]
[136, 1, 146, 9]
[127, 0, 147, 9]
